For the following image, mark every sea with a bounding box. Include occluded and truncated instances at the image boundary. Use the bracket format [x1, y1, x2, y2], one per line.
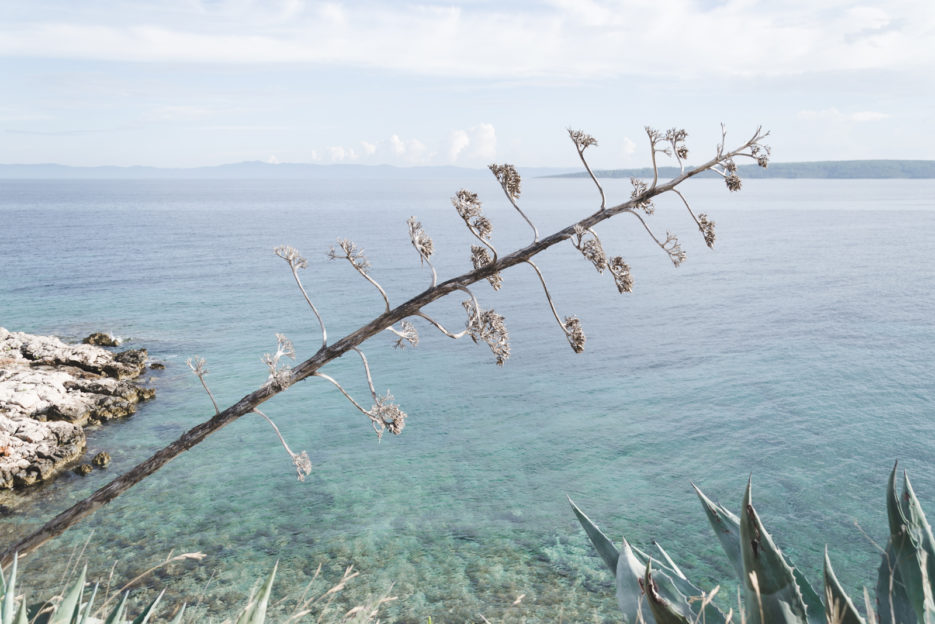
[0, 175, 933, 623]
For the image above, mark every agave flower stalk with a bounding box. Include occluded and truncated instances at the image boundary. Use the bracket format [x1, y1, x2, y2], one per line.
[1, 124, 770, 565]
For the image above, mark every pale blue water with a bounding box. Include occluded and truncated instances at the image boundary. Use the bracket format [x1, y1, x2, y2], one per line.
[0, 176, 933, 622]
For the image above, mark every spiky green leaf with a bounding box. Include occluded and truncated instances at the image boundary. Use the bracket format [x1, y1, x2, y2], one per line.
[739, 478, 809, 624]
[643, 560, 693, 624]
[235, 563, 277, 624]
[824, 548, 866, 624]
[2, 554, 18, 624]
[12, 597, 27, 624]
[48, 565, 86, 624]
[102, 593, 129, 624]
[616, 539, 651, 624]
[129, 589, 164, 624]
[168, 603, 186, 624]
[696, 482, 823, 624]
[884, 463, 935, 624]
[569, 498, 619, 574]
[77, 583, 99, 624]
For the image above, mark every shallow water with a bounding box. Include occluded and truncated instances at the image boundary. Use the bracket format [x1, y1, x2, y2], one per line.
[0, 176, 933, 622]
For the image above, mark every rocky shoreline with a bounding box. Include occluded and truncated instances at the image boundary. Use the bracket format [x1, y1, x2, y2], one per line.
[0, 327, 156, 490]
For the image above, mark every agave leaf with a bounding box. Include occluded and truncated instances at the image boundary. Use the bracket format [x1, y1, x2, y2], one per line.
[129, 589, 164, 624]
[643, 560, 692, 624]
[616, 539, 652, 624]
[569, 497, 619, 574]
[630, 544, 728, 624]
[103, 593, 129, 624]
[168, 603, 186, 624]
[884, 463, 935, 624]
[2, 553, 18, 624]
[652, 541, 687, 580]
[824, 548, 865, 624]
[901, 471, 935, 616]
[77, 583, 99, 624]
[235, 563, 277, 624]
[13, 597, 27, 624]
[48, 564, 86, 624]
[694, 483, 744, 579]
[876, 539, 915, 624]
[696, 482, 823, 624]
[739, 478, 809, 624]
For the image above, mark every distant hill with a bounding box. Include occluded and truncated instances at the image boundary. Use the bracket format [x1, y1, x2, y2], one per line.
[2, 160, 933, 180]
[544, 160, 935, 180]
[0, 161, 572, 180]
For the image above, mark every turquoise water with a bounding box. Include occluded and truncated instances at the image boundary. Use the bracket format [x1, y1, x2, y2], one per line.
[0, 176, 933, 622]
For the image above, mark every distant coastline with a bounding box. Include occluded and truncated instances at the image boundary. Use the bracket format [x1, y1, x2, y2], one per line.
[544, 160, 935, 180]
[1, 160, 933, 180]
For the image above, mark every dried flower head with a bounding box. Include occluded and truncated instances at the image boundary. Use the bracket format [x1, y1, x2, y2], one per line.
[697, 213, 716, 248]
[463, 299, 510, 366]
[263, 333, 296, 388]
[187, 356, 208, 377]
[452, 189, 493, 240]
[471, 245, 503, 290]
[564, 315, 586, 353]
[665, 128, 689, 160]
[274, 245, 308, 270]
[645, 126, 662, 143]
[407, 217, 434, 263]
[630, 177, 655, 214]
[663, 232, 687, 267]
[292, 450, 312, 481]
[328, 238, 371, 272]
[393, 320, 419, 349]
[368, 392, 407, 438]
[573, 226, 607, 273]
[723, 158, 738, 173]
[752, 143, 771, 168]
[725, 174, 742, 192]
[608, 256, 633, 293]
[568, 128, 598, 151]
[489, 163, 522, 200]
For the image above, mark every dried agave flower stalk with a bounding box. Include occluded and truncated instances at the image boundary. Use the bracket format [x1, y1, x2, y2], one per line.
[4, 123, 772, 564]
[489, 163, 540, 242]
[275, 244, 326, 348]
[452, 189, 503, 290]
[568, 128, 606, 210]
[329, 238, 391, 312]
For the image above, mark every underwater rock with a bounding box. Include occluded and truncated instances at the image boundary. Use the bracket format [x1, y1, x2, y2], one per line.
[91, 451, 111, 467]
[0, 327, 156, 490]
[82, 332, 120, 347]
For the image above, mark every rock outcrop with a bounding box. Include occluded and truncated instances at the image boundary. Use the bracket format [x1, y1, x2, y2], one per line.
[0, 327, 156, 490]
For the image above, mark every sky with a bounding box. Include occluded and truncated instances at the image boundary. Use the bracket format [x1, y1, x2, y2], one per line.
[1, 0, 933, 169]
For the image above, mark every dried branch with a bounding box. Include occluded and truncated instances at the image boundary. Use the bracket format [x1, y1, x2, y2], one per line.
[275, 245, 326, 349]
[186, 357, 219, 415]
[568, 128, 606, 210]
[0, 124, 769, 566]
[254, 408, 312, 481]
[489, 164, 540, 242]
[329, 239, 391, 313]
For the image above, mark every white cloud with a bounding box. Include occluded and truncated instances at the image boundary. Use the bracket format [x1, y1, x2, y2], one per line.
[445, 123, 496, 165]
[318, 125, 495, 167]
[2, 0, 932, 78]
[266, 154, 280, 164]
[798, 108, 892, 122]
[622, 137, 636, 156]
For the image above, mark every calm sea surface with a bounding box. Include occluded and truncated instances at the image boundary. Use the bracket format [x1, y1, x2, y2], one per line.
[0, 176, 933, 622]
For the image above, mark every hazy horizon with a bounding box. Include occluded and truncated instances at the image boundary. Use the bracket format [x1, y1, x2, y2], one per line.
[2, 1, 933, 170]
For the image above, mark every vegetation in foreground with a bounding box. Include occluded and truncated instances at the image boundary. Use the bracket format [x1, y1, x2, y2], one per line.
[574, 463, 932, 624]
